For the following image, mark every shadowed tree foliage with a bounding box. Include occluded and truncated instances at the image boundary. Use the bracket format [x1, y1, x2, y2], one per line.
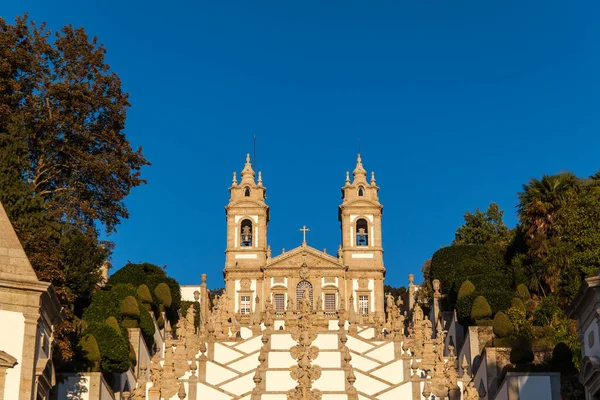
[0, 14, 148, 363]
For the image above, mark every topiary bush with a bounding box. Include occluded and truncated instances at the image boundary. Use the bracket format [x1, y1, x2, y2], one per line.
[471, 296, 492, 321]
[511, 298, 526, 312]
[430, 245, 508, 291]
[429, 245, 512, 311]
[120, 296, 140, 320]
[105, 316, 121, 335]
[510, 336, 534, 365]
[78, 334, 101, 372]
[154, 283, 172, 308]
[493, 311, 514, 338]
[516, 284, 530, 301]
[481, 289, 513, 315]
[137, 284, 153, 311]
[551, 342, 576, 373]
[85, 321, 131, 373]
[456, 292, 477, 325]
[458, 280, 476, 299]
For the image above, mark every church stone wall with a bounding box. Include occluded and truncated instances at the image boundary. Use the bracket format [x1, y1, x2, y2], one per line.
[0, 309, 24, 400]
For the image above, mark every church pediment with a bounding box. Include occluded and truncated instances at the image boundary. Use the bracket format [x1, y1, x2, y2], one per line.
[267, 245, 342, 270]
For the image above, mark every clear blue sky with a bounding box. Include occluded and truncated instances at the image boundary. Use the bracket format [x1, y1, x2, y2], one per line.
[4, 1, 599, 289]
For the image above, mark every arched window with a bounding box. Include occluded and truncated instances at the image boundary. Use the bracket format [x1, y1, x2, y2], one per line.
[244, 187, 251, 197]
[356, 218, 368, 246]
[241, 219, 253, 247]
[358, 186, 365, 197]
[296, 281, 313, 311]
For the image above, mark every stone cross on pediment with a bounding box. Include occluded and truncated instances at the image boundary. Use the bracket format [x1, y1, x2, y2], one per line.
[300, 225, 310, 244]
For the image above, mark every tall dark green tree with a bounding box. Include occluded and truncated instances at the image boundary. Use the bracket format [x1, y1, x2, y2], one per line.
[0, 15, 149, 362]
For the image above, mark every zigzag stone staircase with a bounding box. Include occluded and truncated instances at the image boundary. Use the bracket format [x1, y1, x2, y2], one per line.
[157, 325, 419, 400]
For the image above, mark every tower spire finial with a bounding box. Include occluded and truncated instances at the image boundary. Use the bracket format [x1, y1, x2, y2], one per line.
[352, 153, 366, 181]
[241, 153, 255, 184]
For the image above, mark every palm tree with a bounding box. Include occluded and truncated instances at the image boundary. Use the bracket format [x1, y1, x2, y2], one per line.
[517, 173, 579, 238]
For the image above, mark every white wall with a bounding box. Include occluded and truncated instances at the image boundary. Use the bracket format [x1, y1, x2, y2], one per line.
[518, 375, 552, 399]
[180, 286, 202, 302]
[57, 375, 91, 400]
[0, 310, 24, 400]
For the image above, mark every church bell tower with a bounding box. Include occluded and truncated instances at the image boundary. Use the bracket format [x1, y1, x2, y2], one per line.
[339, 154, 385, 318]
[225, 154, 269, 270]
[223, 154, 269, 316]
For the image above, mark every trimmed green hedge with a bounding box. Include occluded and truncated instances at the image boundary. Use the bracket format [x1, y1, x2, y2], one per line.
[458, 280, 475, 299]
[81, 283, 156, 372]
[493, 312, 513, 338]
[511, 298, 526, 312]
[154, 283, 172, 308]
[105, 317, 121, 335]
[120, 296, 140, 319]
[85, 322, 131, 373]
[137, 284, 153, 310]
[78, 334, 100, 372]
[471, 296, 492, 321]
[108, 263, 181, 326]
[516, 283, 530, 301]
[429, 245, 512, 313]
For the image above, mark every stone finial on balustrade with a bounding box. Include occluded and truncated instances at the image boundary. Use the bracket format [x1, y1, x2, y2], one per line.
[177, 381, 187, 400]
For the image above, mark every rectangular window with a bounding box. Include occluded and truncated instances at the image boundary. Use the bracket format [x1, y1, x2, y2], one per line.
[274, 293, 285, 311]
[359, 295, 369, 315]
[240, 295, 251, 315]
[325, 293, 336, 311]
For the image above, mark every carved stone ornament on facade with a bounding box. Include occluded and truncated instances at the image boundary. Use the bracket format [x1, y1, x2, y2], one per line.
[358, 278, 368, 289]
[241, 278, 251, 291]
[287, 288, 322, 400]
[299, 263, 310, 280]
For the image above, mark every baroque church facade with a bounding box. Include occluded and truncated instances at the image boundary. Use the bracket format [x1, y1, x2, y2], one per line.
[222, 154, 385, 323]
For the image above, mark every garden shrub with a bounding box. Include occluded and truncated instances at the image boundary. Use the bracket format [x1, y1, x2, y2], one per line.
[482, 289, 513, 314]
[85, 321, 131, 373]
[510, 336, 534, 365]
[506, 306, 532, 339]
[430, 245, 507, 292]
[551, 342, 575, 373]
[456, 292, 476, 325]
[78, 334, 101, 372]
[457, 280, 475, 299]
[105, 316, 121, 335]
[471, 296, 492, 321]
[533, 295, 561, 326]
[492, 311, 513, 338]
[120, 296, 140, 320]
[429, 245, 512, 311]
[516, 283, 530, 301]
[138, 309, 156, 350]
[511, 298, 526, 312]
[137, 284, 153, 310]
[154, 283, 172, 308]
